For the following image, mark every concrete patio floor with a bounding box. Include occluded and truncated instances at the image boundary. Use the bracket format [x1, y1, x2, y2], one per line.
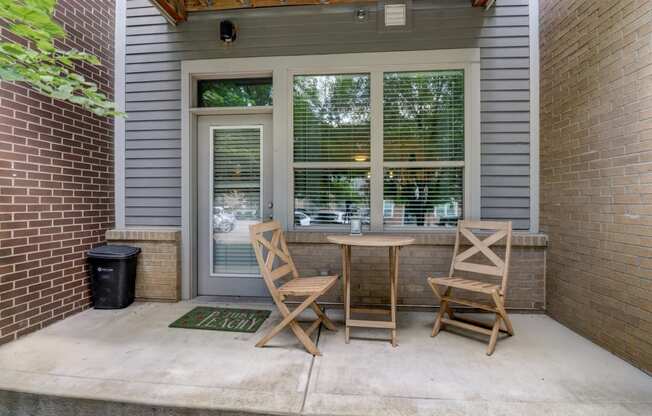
[0, 301, 650, 416]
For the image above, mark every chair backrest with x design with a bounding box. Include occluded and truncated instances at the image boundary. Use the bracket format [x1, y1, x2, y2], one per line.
[450, 220, 513, 294]
[250, 221, 299, 296]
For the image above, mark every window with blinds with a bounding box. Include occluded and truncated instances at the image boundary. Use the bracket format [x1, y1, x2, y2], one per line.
[212, 127, 261, 274]
[383, 70, 464, 162]
[294, 169, 370, 226]
[290, 69, 465, 230]
[383, 70, 464, 228]
[293, 73, 371, 228]
[293, 74, 370, 163]
[383, 167, 463, 227]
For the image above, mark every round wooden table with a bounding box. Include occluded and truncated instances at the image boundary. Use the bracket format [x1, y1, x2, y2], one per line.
[326, 234, 415, 347]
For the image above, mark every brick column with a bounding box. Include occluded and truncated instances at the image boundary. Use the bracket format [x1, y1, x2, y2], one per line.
[106, 229, 181, 302]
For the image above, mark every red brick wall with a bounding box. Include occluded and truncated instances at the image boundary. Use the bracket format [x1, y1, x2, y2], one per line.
[0, 0, 115, 345]
[540, 0, 652, 373]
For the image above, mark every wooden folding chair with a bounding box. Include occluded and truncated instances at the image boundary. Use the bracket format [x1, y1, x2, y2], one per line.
[250, 221, 338, 355]
[427, 220, 514, 355]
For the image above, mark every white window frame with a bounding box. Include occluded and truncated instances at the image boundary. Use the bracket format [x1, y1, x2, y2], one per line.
[287, 62, 479, 232]
[181, 49, 480, 298]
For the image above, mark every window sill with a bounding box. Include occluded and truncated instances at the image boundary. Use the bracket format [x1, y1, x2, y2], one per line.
[285, 230, 548, 247]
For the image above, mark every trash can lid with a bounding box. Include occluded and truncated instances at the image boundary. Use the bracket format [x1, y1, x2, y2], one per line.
[88, 245, 141, 259]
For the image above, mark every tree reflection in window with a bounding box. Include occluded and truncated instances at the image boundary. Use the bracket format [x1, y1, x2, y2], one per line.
[198, 78, 272, 107]
[293, 74, 370, 163]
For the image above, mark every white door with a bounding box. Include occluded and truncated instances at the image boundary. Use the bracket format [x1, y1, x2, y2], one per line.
[197, 114, 273, 296]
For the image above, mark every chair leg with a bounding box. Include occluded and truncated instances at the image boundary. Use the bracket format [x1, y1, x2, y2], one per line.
[486, 314, 501, 356]
[256, 294, 322, 355]
[256, 298, 308, 347]
[288, 320, 321, 356]
[501, 314, 514, 336]
[491, 291, 514, 336]
[429, 282, 452, 337]
[431, 301, 446, 337]
[445, 302, 456, 320]
[310, 302, 337, 331]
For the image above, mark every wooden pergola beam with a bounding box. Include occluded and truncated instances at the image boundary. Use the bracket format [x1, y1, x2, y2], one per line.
[152, 0, 187, 24]
[185, 0, 376, 12]
[152, 0, 495, 24]
[472, 0, 496, 8]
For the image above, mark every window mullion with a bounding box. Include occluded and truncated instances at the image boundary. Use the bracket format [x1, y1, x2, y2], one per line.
[370, 70, 384, 232]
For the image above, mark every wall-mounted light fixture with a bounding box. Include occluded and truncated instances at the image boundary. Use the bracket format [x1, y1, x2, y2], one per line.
[219, 20, 237, 44]
[355, 8, 368, 22]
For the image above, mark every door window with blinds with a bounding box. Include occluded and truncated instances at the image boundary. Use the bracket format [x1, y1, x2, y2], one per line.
[211, 126, 262, 274]
[291, 69, 465, 230]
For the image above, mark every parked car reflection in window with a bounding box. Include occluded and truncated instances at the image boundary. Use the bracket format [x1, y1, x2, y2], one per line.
[213, 206, 236, 233]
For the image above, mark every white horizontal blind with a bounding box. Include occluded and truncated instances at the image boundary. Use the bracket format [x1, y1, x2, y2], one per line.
[383, 70, 465, 228]
[384, 70, 464, 162]
[212, 127, 261, 274]
[293, 74, 370, 163]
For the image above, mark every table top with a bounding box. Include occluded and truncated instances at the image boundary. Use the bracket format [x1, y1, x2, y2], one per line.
[326, 234, 415, 247]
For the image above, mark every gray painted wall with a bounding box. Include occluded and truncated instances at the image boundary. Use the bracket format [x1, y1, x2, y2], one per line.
[124, 0, 531, 229]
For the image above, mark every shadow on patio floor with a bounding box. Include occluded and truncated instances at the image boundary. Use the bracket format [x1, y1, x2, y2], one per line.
[0, 301, 650, 416]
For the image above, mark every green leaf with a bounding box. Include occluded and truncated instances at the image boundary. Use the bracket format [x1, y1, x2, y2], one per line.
[0, 66, 23, 81]
[0, 0, 124, 118]
[0, 42, 27, 57]
[51, 83, 73, 99]
[36, 39, 55, 52]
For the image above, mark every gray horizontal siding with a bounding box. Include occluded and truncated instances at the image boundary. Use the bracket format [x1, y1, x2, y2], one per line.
[124, 0, 532, 229]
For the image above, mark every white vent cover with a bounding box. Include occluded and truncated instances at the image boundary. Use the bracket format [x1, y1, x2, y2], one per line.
[384, 4, 407, 26]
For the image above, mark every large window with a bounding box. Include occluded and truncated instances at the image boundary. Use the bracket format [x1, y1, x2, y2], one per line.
[293, 74, 372, 228]
[292, 69, 465, 230]
[383, 70, 464, 228]
[293, 74, 370, 163]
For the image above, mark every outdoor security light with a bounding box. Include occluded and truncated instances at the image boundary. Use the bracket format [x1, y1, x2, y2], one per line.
[219, 20, 237, 43]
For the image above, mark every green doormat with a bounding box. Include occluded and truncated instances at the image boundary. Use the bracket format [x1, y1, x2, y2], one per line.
[170, 307, 271, 333]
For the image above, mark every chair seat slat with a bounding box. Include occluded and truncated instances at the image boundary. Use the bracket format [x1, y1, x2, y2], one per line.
[430, 276, 499, 294]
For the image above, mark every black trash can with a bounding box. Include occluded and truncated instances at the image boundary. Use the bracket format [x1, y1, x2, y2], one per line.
[87, 245, 141, 309]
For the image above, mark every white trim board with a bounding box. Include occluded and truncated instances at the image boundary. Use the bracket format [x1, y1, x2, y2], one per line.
[529, 0, 540, 234]
[181, 49, 481, 299]
[114, 0, 126, 229]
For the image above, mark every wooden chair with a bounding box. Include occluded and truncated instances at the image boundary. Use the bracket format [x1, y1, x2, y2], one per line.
[249, 221, 338, 355]
[427, 220, 514, 355]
